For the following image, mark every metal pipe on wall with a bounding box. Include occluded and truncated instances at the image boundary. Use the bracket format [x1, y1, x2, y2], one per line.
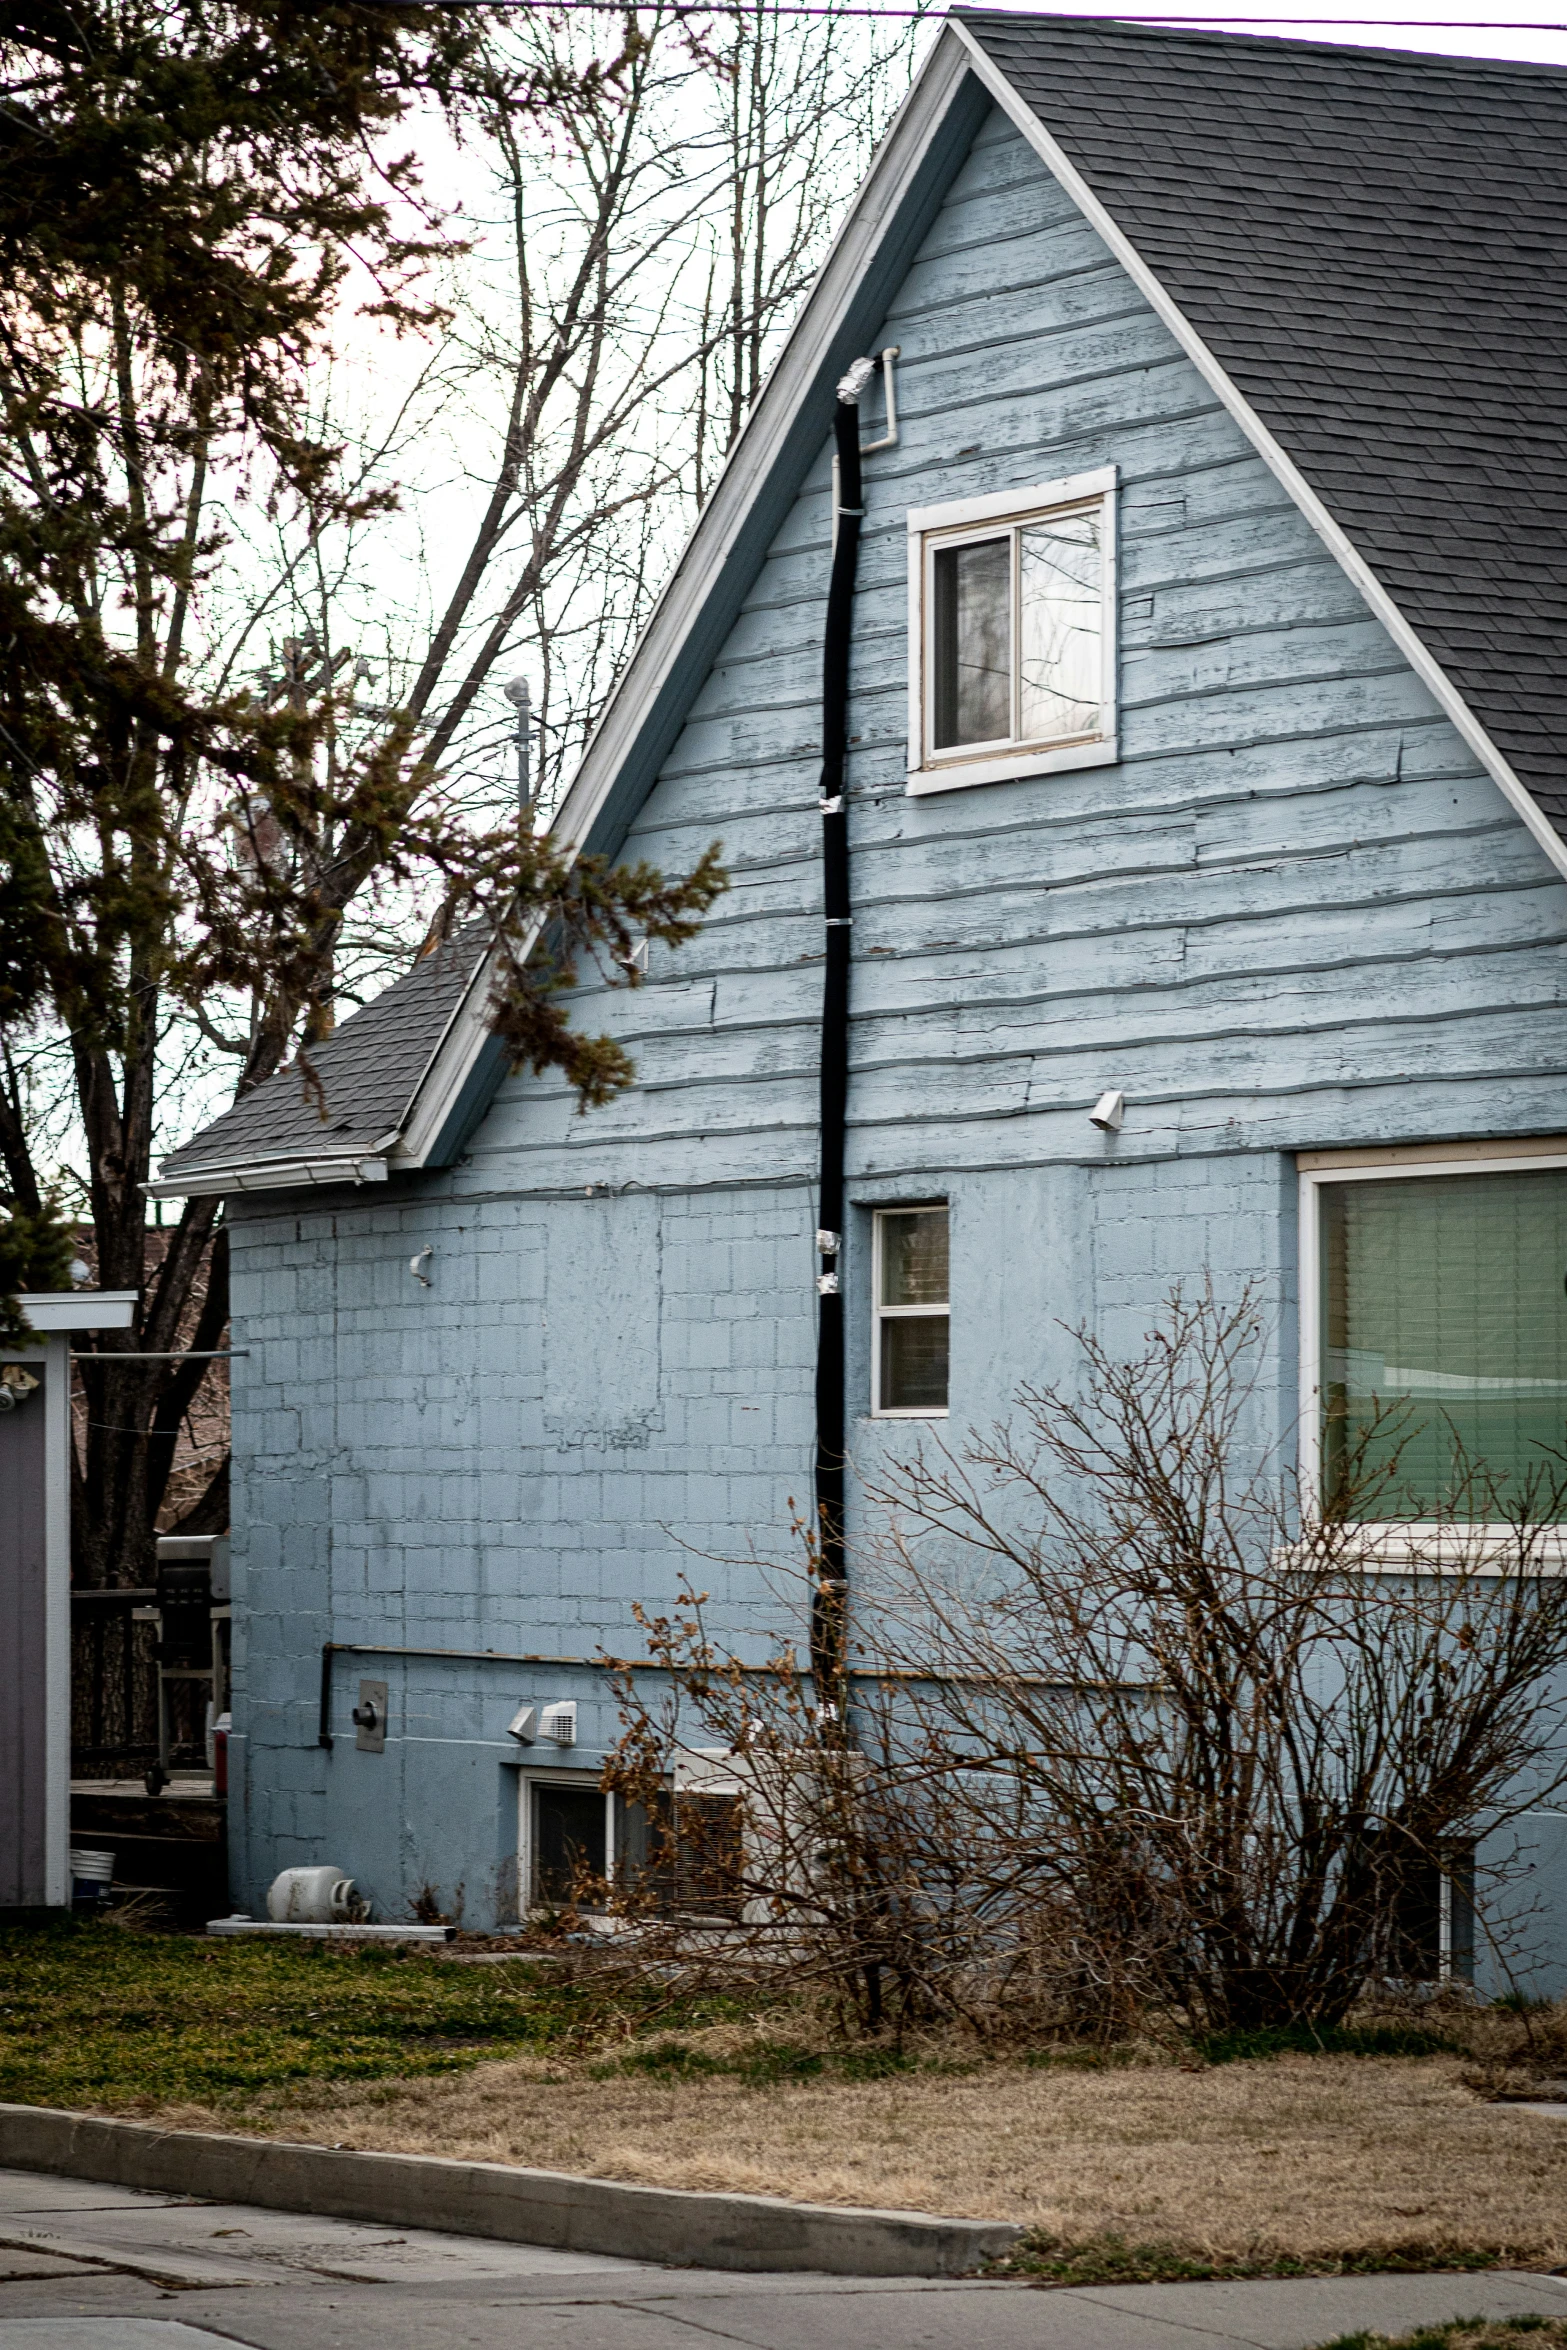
[811, 357, 878, 1722]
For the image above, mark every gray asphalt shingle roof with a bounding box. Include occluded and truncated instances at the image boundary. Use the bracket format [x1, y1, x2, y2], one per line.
[957, 10, 1567, 836]
[159, 933, 483, 1176]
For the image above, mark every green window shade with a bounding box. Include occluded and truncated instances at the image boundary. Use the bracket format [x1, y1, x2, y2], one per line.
[1321, 1169, 1567, 1516]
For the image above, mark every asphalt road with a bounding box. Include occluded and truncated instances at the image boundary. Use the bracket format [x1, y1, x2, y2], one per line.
[4, 2166, 1567, 2350]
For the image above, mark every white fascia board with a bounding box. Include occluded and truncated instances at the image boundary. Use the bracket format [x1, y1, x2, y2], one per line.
[12, 1291, 139, 1333]
[391, 942, 518, 1168]
[948, 19, 1567, 891]
[332, 30, 987, 1182]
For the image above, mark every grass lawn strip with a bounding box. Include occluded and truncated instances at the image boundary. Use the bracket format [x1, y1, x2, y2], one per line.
[0, 1918, 735, 2108]
[5, 1922, 1567, 2288]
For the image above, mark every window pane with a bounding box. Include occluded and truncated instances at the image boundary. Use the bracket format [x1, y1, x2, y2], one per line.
[1018, 508, 1102, 743]
[1321, 1169, 1567, 1516]
[533, 1783, 606, 1904]
[880, 1207, 949, 1306]
[932, 537, 1010, 748]
[881, 1313, 949, 1411]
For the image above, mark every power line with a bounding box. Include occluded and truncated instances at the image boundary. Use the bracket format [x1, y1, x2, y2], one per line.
[455, 1, 1567, 20]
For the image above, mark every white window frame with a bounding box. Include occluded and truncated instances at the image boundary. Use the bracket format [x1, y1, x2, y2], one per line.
[1297, 1138, 1567, 1568]
[906, 465, 1118, 797]
[516, 1768, 617, 1917]
[871, 1202, 950, 1420]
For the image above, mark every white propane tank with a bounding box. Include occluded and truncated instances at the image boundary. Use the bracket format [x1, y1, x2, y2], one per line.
[266, 1864, 362, 1924]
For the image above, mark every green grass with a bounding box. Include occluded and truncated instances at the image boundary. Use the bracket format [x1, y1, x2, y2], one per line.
[1313, 2321, 1567, 2350]
[1196, 2022, 1457, 2064]
[0, 1917, 739, 2112]
[588, 2034, 927, 2088]
[989, 2233, 1508, 2287]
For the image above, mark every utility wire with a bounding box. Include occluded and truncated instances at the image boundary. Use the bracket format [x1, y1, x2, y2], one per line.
[449, 2, 1567, 22]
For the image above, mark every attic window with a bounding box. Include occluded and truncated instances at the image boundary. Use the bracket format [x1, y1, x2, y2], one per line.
[907, 467, 1118, 796]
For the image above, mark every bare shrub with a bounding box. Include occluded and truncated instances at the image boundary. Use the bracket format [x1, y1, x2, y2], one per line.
[607, 1288, 1567, 2040]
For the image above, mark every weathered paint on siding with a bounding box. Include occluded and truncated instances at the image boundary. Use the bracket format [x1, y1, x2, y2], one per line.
[226, 105, 1567, 1954]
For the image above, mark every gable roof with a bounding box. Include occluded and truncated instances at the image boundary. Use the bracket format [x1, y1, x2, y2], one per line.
[955, 10, 1567, 842]
[153, 14, 1567, 1200]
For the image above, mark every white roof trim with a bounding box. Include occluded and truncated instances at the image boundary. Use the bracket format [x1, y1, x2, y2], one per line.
[151, 29, 983, 1202]
[947, 16, 1567, 890]
[391, 946, 508, 1167]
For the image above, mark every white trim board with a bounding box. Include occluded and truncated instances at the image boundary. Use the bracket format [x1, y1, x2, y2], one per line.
[15, 1292, 137, 1333]
[946, 17, 1567, 892]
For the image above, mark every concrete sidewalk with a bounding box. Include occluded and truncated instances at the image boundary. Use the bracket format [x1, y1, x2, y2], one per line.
[3, 2165, 1567, 2350]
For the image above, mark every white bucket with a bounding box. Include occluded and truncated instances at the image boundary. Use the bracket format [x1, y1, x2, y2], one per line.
[69, 1848, 115, 1907]
[266, 1864, 363, 1924]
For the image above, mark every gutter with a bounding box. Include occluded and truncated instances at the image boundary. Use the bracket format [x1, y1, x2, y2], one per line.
[145, 1136, 400, 1202]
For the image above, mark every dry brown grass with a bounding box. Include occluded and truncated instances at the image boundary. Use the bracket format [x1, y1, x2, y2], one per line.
[148, 2037, 1567, 2269]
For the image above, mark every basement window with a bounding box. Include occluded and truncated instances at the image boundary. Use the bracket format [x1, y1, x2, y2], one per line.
[873, 1204, 949, 1417]
[1387, 1842, 1476, 1986]
[907, 467, 1117, 796]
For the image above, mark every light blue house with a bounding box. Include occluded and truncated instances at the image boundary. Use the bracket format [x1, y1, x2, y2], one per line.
[157, 12, 1567, 1976]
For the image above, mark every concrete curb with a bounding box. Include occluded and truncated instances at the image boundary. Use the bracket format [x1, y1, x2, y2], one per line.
[0, 2104, 1021, 2278]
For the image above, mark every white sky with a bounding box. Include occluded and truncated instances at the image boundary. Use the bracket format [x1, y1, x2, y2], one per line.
[940, 0, 1567, 63]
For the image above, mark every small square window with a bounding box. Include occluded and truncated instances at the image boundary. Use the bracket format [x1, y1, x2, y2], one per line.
[908, 468, 1117, 796]
[873, 1204, 949, 1416]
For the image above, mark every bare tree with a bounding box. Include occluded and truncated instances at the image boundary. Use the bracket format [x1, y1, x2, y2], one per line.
[0, 3, 725, 1589]
[687, 0, 924, 504]
[4, 0, 929, 1592]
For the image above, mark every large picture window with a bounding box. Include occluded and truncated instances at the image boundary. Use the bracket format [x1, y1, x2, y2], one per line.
[907, 468, 1117, 796]
[1305, 1157, 1567, 1520]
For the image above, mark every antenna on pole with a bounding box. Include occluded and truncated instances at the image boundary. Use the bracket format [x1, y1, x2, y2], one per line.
[503, 677, 532, 823]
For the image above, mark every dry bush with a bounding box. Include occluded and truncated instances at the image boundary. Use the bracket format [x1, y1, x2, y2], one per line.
[606, 1288, 1567, 2044]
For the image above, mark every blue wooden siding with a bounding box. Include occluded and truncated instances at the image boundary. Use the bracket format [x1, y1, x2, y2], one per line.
[225, 100, 1567, 1940]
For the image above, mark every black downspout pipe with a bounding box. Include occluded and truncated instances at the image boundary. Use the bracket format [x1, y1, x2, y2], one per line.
[811, 372, 870, 1723]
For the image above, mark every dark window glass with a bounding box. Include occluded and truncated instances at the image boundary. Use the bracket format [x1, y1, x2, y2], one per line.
[880, 1313, 949, 1413]
[932, 536, 1010, 748]
[1321, 1169, 1567, 1516]
[1382, 1839, 1475, 1984]
[533, 1783, 606, 1905]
